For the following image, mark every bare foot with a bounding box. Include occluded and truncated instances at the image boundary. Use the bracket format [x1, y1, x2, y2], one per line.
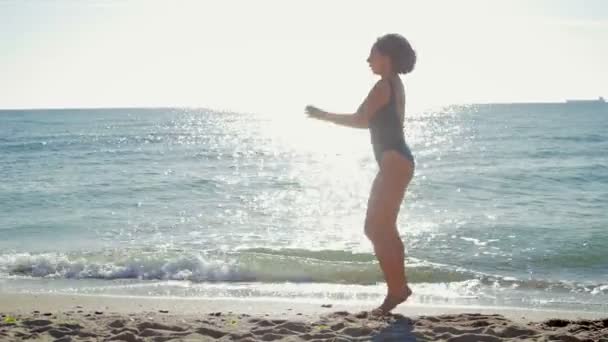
[371, 285, 413, 316]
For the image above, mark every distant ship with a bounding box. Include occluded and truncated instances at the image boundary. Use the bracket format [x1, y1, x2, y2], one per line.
[566, 96, 605, 104]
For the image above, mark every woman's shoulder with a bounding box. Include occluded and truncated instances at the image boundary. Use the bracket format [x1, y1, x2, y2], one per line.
[374, 76, 403, 92]
[368, 79, 391, 99]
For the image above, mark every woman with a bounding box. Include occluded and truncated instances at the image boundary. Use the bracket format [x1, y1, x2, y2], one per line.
[305, 33, 416, 315]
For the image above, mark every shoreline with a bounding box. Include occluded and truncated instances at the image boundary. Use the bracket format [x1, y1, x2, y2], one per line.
[1, 292, 606, 322]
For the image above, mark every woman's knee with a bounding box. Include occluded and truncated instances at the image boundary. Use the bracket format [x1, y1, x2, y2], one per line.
[364, 215, 392, 242]
[364, 214, 378, 240]
[364, 219, 375, 241]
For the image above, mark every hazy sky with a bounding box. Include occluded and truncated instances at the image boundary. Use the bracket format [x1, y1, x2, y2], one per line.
[1, 0, 607, 112]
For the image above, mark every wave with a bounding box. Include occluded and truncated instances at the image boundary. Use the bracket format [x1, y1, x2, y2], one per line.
[1, 248, 606, 296]
[1, 141, 49, 152]
[0, 248, 468, 284]
[550, 134, 607, 143]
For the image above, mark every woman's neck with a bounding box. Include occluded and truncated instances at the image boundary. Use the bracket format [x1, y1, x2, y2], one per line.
[380, 71, 398, 80]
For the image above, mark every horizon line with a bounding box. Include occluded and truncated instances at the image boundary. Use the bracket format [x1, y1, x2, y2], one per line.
[1, 99, 606, 112]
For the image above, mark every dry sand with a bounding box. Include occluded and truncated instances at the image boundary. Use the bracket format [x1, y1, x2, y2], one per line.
[1, 293, 606, 341]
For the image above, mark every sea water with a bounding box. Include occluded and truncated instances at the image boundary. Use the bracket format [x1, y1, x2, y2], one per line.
[1, 104, 607, 312]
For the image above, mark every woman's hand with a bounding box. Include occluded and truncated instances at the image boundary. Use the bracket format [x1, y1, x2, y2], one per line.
[305, 105, 327, 120]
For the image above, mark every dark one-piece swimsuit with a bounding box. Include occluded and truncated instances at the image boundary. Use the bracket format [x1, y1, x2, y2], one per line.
[368, 79, 415, 166]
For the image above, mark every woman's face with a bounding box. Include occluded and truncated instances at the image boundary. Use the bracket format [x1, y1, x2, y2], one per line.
[367, 46, 390, 75]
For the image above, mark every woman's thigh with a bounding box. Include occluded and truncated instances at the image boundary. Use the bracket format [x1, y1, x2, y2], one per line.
[365, 151, 414, 232]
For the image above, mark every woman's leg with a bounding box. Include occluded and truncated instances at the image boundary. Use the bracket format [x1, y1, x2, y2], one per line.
[364, 151, 414, 313]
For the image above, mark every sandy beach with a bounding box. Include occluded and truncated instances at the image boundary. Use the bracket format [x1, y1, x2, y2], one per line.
[1, 293, 606, 341]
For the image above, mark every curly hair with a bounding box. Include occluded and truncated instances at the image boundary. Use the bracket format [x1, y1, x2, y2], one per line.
[373, 34, 417, 75]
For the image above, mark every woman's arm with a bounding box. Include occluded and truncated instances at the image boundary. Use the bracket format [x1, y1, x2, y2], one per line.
[305, 80, 390, 129]
[305, 106, 367, 129]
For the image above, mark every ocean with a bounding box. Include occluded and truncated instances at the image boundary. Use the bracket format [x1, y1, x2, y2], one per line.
[1, 104, 607, 313]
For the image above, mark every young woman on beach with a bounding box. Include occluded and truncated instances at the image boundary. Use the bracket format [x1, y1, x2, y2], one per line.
[305, 33, 416, 315]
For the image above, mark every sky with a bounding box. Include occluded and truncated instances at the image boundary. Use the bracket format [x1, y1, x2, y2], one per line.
[1, 0, 607, 113]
